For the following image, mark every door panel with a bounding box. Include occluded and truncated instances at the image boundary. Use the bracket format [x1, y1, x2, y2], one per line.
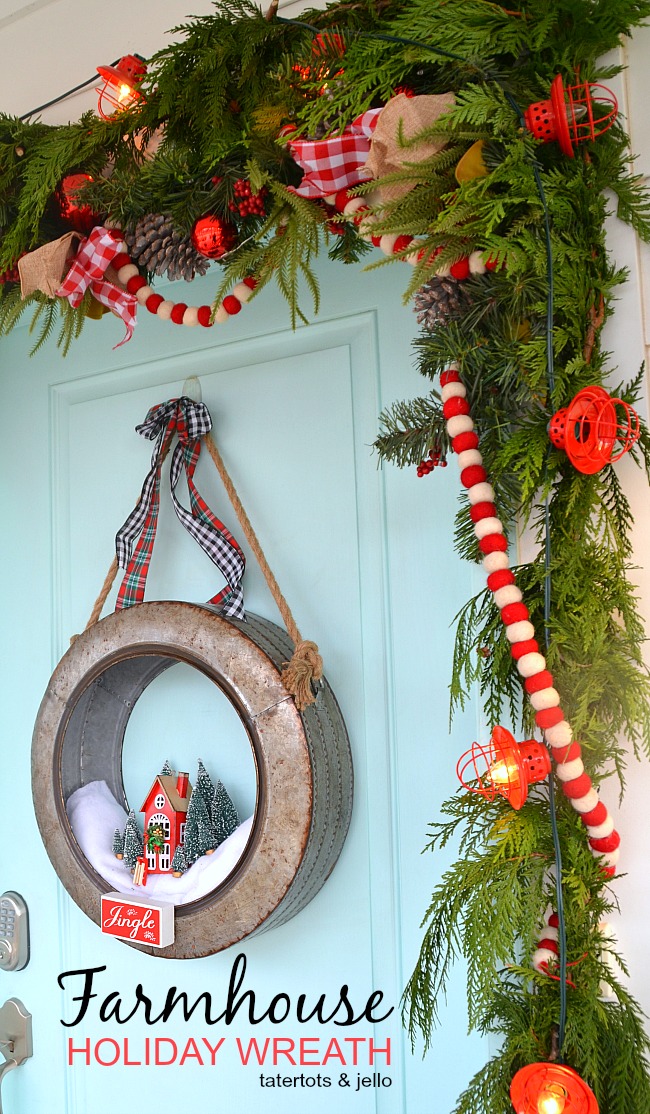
[1, 258, 485, 1113]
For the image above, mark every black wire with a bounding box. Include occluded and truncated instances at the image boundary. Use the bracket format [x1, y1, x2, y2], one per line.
[19, 63, 119, 121]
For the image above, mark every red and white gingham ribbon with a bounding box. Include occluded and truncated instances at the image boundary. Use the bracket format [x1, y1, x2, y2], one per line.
[56, 225, 137, 347]
[289, 109, 382, 199]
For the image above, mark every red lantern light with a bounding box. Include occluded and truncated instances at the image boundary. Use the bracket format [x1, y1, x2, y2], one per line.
[549, 386, 640, 474]
[457, 725, 551, 811]
[58, 173, 98, 234]
[96, 54, 146, 121]
[524, 74, 617, 157]
[511, 1062, 599, 1114]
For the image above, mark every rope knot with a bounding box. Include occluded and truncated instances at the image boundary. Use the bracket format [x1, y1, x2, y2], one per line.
[282, 640, 324, 711]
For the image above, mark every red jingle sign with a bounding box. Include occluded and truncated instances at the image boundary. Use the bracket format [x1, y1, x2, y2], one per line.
[100, 892, 174, 948]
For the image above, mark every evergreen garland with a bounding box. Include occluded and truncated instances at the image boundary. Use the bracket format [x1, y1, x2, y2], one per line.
[3, 2, 650, 1109]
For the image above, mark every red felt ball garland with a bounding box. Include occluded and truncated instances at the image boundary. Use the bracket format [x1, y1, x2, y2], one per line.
[440, 367, 621, 892]
[110, 246, 257, 328]
[325, 187, 500, 278]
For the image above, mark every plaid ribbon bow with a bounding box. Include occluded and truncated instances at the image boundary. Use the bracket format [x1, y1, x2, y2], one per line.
[115, 397, 246, 618]
[56, 225, 137, 347]
[289, 108, 382, 199]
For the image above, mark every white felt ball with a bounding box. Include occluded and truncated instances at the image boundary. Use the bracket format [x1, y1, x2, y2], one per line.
[474, 517, 504, 540]
[529, 687, 560, 711]
[447, 414, 475, 437]
[215, 304, 229, 323]
[586, 817, 615, 840]
[468, 483, 495, 504]
[182, 306, 199, 326]
[468, 250, 487, 275]
[492, 585, 522, 609]
[596, 847, 620, 866]
[516, 652, 548, 677]
[544, 720, 573, 747]
[505, 620, 536, 643]
[117, 263, 139, 283]
[156, 300, 175, 320]
[555, 757, 584, 782]
[482, 551, 510, 574]
[457, 448, 483, 469]
[135, 285, 154, 306]
[532, 948, 558, 972]
[379, 234, 399, 255]
[568, 788, 600, 814]
[233, 282, 253, 303]
[343, 197, 366, 216]
[440, 381, 467, 402]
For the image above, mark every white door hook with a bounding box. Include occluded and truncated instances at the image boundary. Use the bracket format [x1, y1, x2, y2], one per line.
[182, 376, 202, 402]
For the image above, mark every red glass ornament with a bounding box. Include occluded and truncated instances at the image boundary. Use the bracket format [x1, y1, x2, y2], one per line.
[58, 174, 98, 234]
[510, 1062, 599, 1114]
[457, 725, 551, 811]
[191, 215, 238, 259]
[524, 74, 617, 157]
[96, 54, 146, 121]
[549, 386, 640, 474]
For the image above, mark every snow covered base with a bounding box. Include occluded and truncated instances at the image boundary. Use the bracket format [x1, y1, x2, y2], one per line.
[67, 780, 253, 905]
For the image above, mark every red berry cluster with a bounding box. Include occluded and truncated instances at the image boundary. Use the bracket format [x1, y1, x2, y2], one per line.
[417, 446, 447, 476]
[0, 262, 20, 284]
[229, 179, 267, 218]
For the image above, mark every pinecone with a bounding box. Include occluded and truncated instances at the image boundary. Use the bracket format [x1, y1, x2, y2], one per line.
[413, 275, 473, 330]
[124, 213, 211, 283]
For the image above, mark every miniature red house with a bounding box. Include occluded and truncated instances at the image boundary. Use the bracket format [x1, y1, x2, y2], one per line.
[140, 772, 192, 874]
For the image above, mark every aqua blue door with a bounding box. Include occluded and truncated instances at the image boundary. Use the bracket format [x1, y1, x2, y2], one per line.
[0, 255, 486, 1113]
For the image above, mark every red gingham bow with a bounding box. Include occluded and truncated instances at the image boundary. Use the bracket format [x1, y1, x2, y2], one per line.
[56, 225, 137, 347]
[289, 108, 382, 199]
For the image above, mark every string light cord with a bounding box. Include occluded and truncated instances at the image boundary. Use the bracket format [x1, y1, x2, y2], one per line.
[19, 62, 120, 121]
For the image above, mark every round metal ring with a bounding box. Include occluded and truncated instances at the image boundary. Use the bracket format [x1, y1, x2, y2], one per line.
[32, 602, 353, 959]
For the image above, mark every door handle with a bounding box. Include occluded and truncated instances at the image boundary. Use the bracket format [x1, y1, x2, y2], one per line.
[0, 999, 32, 1114]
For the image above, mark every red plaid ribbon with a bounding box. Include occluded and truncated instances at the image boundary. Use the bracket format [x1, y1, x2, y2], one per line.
[115, 398, 246, 618]
[289, 108, 382, 199]
[56, 225, 137, 347]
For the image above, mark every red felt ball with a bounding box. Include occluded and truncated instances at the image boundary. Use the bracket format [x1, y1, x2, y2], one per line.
[561, 773, 593, 799]
[334, 189, 352, 213]
[548, 913, 559, 928]
[126, 274, 146, 295]
[460, 464, 488, 488]
[580, 801, 608, 827]
[510, 638, 540, 659]
[479, 533, 508, 554]
[450, 257, 471, 280]
[197, 305, 212, 327]
[553, 741, 582, 763]
[602, 865, 616, 878]
[440, 369, 461, 386]
[524, 670, 554, 694]
[589, 831, 621, 854]
[537, 937, 559, 954]
[112, 252, 132, 272]
[170, 303, 187, 324]
[484, 255, 500, 271]
[243, 276, 258, 290]
[145, 293, 164, 314]
[222, 294, 242, 315]
[393, 234, 413, 252]
[501, 602, 529, 626]
[443, 397, 471, 419]
[371, 235, 382, 247]
[535, 706, 564, 729]
[191, 215, 238, 259]
[487, 568, 515, 591]
[452, 431, 479, 454]
[470, 502, 497, 523]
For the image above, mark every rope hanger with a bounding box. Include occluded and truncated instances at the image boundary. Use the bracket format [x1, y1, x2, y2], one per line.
[78, 376, 323, 711]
